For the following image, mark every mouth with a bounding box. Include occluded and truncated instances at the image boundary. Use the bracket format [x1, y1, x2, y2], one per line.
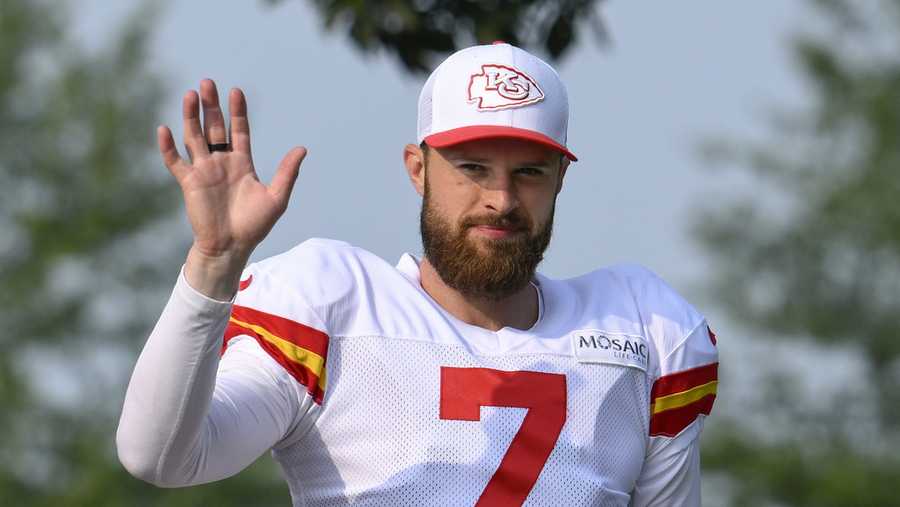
[469, 224, 526, 240]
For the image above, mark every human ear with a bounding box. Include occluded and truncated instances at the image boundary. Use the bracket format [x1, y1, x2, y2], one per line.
[555, 158, 571, 195]
[403, 143, 426, 197]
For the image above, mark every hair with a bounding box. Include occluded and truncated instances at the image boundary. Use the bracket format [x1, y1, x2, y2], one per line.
[419, 141, 430, 168]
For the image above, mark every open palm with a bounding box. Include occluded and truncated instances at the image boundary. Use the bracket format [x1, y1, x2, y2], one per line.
[158, 79, 306, 262]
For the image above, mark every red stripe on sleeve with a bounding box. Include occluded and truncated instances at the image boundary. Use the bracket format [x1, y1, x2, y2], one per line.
[229, 305, 329, 357]
[650, 362, 718, 401]
[649, 394, 716, 437]
[219, 305, 328, 404]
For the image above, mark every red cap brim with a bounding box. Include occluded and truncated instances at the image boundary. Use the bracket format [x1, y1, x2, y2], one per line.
[424, 125, 577, 161]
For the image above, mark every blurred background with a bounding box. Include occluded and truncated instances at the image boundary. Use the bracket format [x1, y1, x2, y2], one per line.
[1, 0, 898, 505]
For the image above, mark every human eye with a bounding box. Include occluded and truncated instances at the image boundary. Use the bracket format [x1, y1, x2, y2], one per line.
[459, 163, 486, 173]
[516, 166, 546, 177]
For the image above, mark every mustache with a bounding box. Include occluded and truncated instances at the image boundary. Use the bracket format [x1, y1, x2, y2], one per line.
[461, 211, 531, 231]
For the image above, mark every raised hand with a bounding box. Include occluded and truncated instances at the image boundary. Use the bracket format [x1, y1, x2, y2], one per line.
[158, 79, 307, 299]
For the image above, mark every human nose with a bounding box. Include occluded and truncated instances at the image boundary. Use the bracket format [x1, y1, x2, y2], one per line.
[481, 174, 519, 215]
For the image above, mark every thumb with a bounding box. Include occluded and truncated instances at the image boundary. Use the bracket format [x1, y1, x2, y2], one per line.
[269, 146, 307, 208]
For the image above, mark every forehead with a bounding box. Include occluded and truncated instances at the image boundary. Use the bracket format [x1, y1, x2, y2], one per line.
[434, 138, 559, 165]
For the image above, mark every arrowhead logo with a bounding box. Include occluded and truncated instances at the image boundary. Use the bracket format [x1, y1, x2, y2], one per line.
[468, 64, 544, 111]
[238, 274, 253, 291]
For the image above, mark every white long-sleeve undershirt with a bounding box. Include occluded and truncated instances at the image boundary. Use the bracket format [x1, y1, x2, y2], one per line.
[115, 269, 307, 487]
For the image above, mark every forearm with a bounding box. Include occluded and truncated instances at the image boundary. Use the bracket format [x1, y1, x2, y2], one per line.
[116, 267, 232, 486]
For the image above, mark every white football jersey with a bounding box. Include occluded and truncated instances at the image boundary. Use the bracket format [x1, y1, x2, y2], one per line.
[216, 238, 719, 506]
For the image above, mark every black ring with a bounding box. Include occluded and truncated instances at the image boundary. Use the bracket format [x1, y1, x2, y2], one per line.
[208, 143, 229, 152]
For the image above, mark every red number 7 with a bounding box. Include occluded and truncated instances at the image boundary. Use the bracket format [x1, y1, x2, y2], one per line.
[440, 367, 567, 506]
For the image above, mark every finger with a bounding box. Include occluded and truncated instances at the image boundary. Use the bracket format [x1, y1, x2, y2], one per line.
[157, 125, 189, 181]
[200, 79, 228, 145]
[268, 147, 307, 209]
[182, 90, 208, 160]
[229, 88, 252, 155]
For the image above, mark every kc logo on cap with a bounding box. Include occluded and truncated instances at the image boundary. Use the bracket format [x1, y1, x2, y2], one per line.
[417, 42, 577, 161]
[468, 64, 545, 111]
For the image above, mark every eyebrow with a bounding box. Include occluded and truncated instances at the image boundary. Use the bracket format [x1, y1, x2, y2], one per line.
[446, 156, 554, 168]
[447, 156, 490, 164]
[517, 160, 554, 168]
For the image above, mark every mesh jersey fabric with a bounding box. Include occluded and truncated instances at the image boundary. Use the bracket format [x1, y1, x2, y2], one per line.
[215, 238, 718, 506]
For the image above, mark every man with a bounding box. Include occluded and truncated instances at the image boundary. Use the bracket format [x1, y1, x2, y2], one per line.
[117, 43, 718, 506]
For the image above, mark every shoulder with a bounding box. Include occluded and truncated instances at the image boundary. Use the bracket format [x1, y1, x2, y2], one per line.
[604, 264, 706, 353]
[253, 237, 373, 278]
[248, 237, 387, 294]
[563, 263, 703, 332]
[235, 238, 403, 335]
[223, 239, 383, 404]
[563, 263, 717, 376]
[599, 265, 718, 439]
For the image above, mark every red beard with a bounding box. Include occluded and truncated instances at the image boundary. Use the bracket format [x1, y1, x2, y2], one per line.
[420, 180, 553, 301]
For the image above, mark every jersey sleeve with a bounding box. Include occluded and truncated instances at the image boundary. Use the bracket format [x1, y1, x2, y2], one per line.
[223, 262, 330, 406]
[612, 265, 719, 507]
[632, 321, 718, 507]
[221, 238, 363, 407]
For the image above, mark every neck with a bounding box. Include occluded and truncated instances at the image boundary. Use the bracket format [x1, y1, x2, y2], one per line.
[418, 257, 539, 331]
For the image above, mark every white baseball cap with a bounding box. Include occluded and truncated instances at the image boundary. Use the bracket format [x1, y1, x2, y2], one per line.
[417, 41, 577, 161]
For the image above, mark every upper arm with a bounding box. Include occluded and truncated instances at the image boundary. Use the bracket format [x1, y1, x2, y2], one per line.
[610, 266, 719, 506]
[630, 418, 703, 507]
[636, 319, 718, 506]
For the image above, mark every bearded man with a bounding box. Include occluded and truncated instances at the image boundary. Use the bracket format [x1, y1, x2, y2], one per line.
[117, 43, 719, 507]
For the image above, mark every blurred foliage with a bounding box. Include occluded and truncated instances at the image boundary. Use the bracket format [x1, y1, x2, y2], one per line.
[0, 0, 289, 504]
[268, 0, 609, 72]
[703, 430, 899, 507]
[696, 0, 900, 504]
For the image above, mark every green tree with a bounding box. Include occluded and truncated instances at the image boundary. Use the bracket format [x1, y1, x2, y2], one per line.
[0, 1, 288, 504]
[270, 0, 609, 72]
[696, 0, 900, 505]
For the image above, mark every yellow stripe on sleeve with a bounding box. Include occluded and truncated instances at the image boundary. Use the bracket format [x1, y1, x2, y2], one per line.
[651, 380, 718, 415]
[229, 317, 327, 391]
